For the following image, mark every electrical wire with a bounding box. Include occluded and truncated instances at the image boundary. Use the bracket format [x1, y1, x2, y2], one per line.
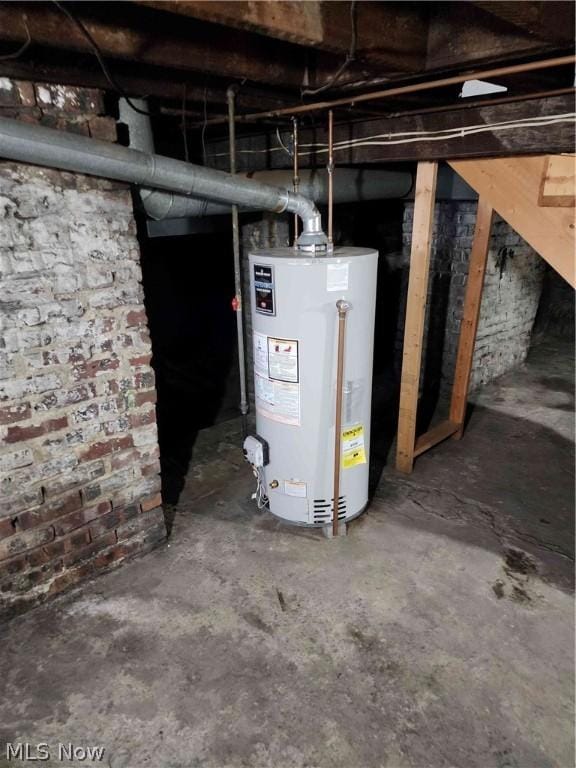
[0, 16, 31, 60]
[276, 126, 293, 157]
[206, 112, 576, 159]
[201, 85, 208, 166]
[302, 0, 358, 97]
[313, 115, 576, 152]
[249, 465, 269, 509]
[51, 0, 155, 117]
[181, 83, 189, 162]
[303, 112, 576, 149]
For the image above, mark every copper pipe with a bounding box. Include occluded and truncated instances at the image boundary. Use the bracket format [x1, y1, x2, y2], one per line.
[373, 86, 576, 121]
[201, 54, 576, 126]
[193, 86, 574, 131]
[292, 116, 299, 244]
[332, 299, 350, 537]
[327, 110, 334, 248]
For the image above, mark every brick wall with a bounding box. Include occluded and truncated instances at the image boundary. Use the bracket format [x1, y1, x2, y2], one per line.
[532, 266, 575, 343]
[400, 201, 546, 392]
[0, 80, 166, 616]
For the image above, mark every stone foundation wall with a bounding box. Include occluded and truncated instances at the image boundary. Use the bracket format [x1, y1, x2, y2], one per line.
[400, 201, 546, 392]
[0, 80, 166, 615]
[532, 266, 575, 343]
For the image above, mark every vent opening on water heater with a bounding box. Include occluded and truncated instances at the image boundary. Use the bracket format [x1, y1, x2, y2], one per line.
[313, 496, 347, 524]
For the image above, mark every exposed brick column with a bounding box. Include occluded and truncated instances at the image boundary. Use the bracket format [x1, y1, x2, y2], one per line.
[0, 80, 166, 615]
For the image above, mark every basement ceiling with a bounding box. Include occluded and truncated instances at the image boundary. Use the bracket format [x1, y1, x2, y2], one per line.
[0, 1, 573, 122]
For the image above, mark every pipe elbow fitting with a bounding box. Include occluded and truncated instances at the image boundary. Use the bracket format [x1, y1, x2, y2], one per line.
[284, 191, 328, 252]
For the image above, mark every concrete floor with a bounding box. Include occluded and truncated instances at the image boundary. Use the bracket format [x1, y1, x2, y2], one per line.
[0, 340, 573, 768]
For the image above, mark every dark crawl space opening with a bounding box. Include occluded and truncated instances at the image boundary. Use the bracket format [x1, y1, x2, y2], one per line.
[138, 225, 239, 505]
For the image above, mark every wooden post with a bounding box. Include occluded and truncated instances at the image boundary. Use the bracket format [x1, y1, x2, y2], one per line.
[449, 197, 494, 439]
[396, 161, 438, 474]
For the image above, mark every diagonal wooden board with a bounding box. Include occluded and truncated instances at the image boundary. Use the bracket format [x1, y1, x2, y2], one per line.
[449, 156, 575, 288]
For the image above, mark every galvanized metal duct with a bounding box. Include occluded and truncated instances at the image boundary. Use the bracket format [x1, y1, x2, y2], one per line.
[141, 168, 414, 220]
[118, 99, 477, 226]
[139, 166, 478, 221]
[252, 168, 414, 204]
[118, 100, 415, 222]
[0, 115, 327, 249]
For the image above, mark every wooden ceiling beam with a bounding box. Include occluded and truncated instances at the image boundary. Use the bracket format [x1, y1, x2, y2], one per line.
[0, 2, 352, 89]
[427, 2, 575, 71]
[204, 94, 576, 171]
[0, 53, 292, 112]
[133, 1, 430, 73]
[0, 1, 572, 112]
[472, 1, 575, 44]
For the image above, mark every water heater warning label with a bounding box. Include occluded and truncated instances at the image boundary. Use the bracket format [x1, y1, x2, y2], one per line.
[342, 424, 366, 469]
[284, 480, 307, 497]
[254, 264, 275, 315]
[327, 262, 349, 292]
[268, 337, 299, 383]
[255, 372, 300, 426]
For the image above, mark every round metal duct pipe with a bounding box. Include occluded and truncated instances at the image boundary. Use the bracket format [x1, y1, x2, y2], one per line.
[0, 115, 326, 248]
[141, 168, 414, 220]
[118, 99, 413, 222]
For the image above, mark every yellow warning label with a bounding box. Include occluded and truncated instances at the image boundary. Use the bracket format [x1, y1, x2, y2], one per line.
[342, 424, 366, 469]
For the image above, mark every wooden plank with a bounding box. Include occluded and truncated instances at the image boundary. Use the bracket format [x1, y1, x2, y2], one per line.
[137, 0, 331, 46]
[205, 95, 576, 171]
[472, 1, 575, 44]
[428, 1, 574, 71]
[138, 1, 572, 76]
[539, 155, 576, 207]
[414, 420, 459, 457]
[449, 199, 494, 439]
[396, 161, 438, 474]
[134, 0, 428, 72]
[449, 156, 576, 287]
[0, 2, 335, 88]
[0, 57, 289, 112]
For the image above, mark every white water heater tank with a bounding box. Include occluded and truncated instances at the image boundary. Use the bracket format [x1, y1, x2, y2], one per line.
[248, 246, 378, 527]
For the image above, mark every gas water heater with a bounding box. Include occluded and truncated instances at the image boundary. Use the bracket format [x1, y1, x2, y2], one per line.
[245, 246, 378, 527]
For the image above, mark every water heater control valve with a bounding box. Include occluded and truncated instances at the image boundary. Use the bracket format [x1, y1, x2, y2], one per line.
[243, 435, 269, 468]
